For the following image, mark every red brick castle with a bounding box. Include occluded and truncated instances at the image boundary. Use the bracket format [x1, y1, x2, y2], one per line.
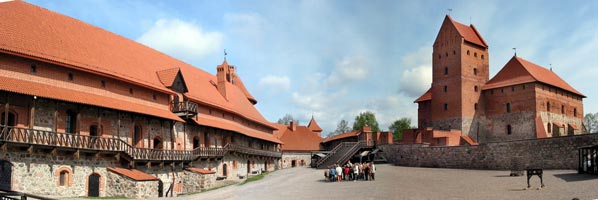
[402, 16, 585, 146]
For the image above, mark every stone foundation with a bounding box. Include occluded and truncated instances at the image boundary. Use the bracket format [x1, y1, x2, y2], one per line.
[281, 152, 312, 168]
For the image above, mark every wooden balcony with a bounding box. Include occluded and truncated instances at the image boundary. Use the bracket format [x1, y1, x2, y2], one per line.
[0, 125, 224, 162]
[226, 143, 282, 158]
[171, 101, 198, 117]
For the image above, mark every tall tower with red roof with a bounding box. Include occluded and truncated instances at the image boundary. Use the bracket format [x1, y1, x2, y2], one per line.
[429, 15, 489, 137]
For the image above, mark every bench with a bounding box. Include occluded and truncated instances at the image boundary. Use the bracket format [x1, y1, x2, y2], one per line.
[526, 168, 545, 188]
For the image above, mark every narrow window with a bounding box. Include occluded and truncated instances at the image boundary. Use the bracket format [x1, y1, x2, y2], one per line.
[474, 103, 478, 110]
[444, 85, 448, 92]
[68, 73, 73, 81]
[444, 103, 448, 111]
[152, 94, 157, 100]
[59, 171, 68, 186]
[453, 50, 456, 55]
[30, 65, 37, 73]
[445, 52, 448, 57]
[522, 84, 526, 90]
[511, 86, 515, 92]
[574, 108, 577, 117]
[547, 102, 550, 112]
[547, 123, 552, 133]
[506, 103, 511, 113]
[467, 50, 470, 55]
[101, 80, 106, 88]
[490, 90, 494, 95]
[507, 125, 512, 135]
[474, 86, 478, 92]
[481, 54, 485, 59]
[65, 110, 77, 134]
[444, 67, 448, 75]
[561, 105, 565, 114]
[474, 52, 478, 57]
[129, 88, 133, 95]
[438, 54, 441, 59]
[501, 88, 504, 93]
[473, 68, 478, 75]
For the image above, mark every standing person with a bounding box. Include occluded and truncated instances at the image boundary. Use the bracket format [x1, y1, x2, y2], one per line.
[348, 163, 354, 181]
[353, 163, 359, 182]
[330, 166, 336, 182]
[324, 167, 330, 182]
[336, 164, 342, 182]
[370, 162, 376, 181]
[344, 165, 350, 181]
[364, 163, 370, 181]
[359, 163, 365, 181]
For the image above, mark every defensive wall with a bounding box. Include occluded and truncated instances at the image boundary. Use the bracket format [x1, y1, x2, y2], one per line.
[380, 133, 598, 170]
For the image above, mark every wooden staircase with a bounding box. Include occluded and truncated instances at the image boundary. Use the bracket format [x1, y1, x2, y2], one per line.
[315, 141, 365, 169]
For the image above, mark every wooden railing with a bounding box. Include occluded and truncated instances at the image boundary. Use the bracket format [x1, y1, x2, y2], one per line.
[171, 101, 198, 114]
[226, 144, 282, 158]
[0, 125, 224, 162]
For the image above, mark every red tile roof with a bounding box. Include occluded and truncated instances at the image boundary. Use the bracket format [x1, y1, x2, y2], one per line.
[482, 56, 585, 97]
[156, 68, 180, 88]
[194, 114, 282, 144]
[446, 15, 488, 48]
[107, 167, 159, 181]
[535, 117, 547, 138]
[186, 167, 216, 174]
[232, 75, 257, 105]
[0, 1, 276, 132]
[307, 116, 323, 132]
[271, 123, 288, 139]
[0, 76, 183, 122]
[322, 130, 360, 143]
[414, 87, 432, 103]
[279, 125, 322, 151]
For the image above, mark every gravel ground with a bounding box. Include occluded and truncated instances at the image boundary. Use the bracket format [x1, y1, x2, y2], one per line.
[161, 164, 598, 200]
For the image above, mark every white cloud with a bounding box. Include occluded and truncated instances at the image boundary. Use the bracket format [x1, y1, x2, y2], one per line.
[224, 12, 266, 40]
[258, 75, 291, 91]
[326, 55, 369, 86]
[398, 46, 432, 97]
[137, 19, 222, 62]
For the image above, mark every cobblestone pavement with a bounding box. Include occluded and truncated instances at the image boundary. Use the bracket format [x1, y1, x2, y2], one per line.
[157, 164, 598, 200]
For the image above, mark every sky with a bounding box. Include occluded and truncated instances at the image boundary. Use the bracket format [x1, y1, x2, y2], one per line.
[26, 0, 598, 135]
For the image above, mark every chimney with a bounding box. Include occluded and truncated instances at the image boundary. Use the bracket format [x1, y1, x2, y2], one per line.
[216, 62, 229, 100]
[290, 120, 297, 131]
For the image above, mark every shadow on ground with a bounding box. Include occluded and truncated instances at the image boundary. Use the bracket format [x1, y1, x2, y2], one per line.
[553, 173, 598, 182]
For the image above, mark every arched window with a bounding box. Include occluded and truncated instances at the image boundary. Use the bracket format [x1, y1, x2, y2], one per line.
[507, 125, 512, 135]
[444, 103, 448, 111]
[574, 108, 577, 117]
[444, 67, 448, 75]
[89, 125, 99, 137]
[506, 103, 511, 113]
[474, 52, 478, 57]
[561, 105, 565, 114]
[473, 68, 478, 75]
[444, 85, 448, 92]
[65, 110, 77, 134]
[481, 54, 485, 59]
[467, 50, 470, 55]
[474, 86, 478, 92]
[59, 171, 68, 186]
[55, 167, 73, 187]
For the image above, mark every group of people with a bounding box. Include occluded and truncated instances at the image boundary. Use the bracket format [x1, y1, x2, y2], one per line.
[324, 161, 376, 182]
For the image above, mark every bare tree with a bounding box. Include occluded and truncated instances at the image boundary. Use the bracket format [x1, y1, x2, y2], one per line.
[276, 114, 294, 125]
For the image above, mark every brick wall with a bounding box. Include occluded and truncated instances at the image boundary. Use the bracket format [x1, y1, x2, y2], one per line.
[381, 133, 598, 170]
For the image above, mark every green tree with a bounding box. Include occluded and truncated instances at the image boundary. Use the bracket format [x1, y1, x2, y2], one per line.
[352, 111, 380, 132]
[276, 114, 294, 125]
[584, 112, 597, 133]
[326, 119, 351, 137]
[389, 118, 413, 140]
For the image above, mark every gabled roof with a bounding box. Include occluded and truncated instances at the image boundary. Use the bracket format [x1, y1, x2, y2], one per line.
[414, 87, 432, 103]
[194, 114, 282, 144]
[271, 123, 288, 139]
[0, 2, 277, 134]
[444, 15, 488, 48]
[233, 75, 258, 105]
[482, 56, 585, 97]
[322, 130, 360, 143]
[279, 126, 322, 151]
[107, 167, 159, 181]
[307, 116, 323, 132]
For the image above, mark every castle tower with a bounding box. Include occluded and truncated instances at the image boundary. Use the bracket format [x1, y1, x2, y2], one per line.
[430, 15, 489, 136]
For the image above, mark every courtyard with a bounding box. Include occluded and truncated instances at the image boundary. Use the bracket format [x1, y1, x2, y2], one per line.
[170, 164, 598, 200]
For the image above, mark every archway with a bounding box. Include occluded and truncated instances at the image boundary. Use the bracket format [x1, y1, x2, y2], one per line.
[291, 160, 296, 168]
[158, 180, 164, 197]
[153, 136, 163, 149]
[133, 125, 142, 148]
[0, 112, 15, 127]
[222, 163, 228, 177]
[192, 136, 200, 149]
[264, 160, 268, 171]
[0, 160, 12, 191]
[87, 173, 100, 197]
[246, 160, 250, 174]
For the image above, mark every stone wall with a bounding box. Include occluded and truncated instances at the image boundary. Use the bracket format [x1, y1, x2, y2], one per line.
[105, 171, 158, 199]
[182, 170, 215, 193]
[281, 152, 312, 169]
[381, 133, 598, 170]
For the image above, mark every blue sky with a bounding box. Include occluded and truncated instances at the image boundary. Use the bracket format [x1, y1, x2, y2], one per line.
[26, 0, 598, 135]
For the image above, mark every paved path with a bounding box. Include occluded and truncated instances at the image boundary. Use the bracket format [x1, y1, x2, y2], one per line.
[157, 164, 598, 200]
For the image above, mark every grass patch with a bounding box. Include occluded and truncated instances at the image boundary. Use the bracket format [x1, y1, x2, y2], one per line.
[239, 171, 270, 185]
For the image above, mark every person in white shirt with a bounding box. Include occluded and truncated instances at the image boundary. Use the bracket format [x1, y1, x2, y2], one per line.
[353, 164, 359, 182]
[335, 165, 342, 182]
[370, 163, 376, 181]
